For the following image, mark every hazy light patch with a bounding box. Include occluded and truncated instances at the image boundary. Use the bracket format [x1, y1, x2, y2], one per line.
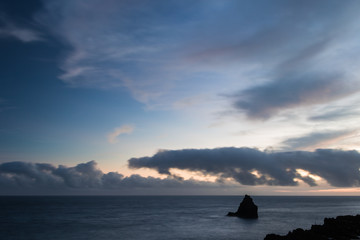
[270, 180, 359, 195]
[172, 95, 208, 110]
[250, 170, 261, 178]
[243, 184, 326, 196]
[293, 178, 302, 184]
[296, 169, 310, 177]
[314, 132, 357, 150]
[329, 134, 360, 151]
[308, 188, 360, 193]
[107, 125, 134, 144]
[309, 174, 322, 181]
[169, 168, 218, 182]
[263, 174, 276, 182]
[296, 169, 322, 182]
[119, 168, 166, 179]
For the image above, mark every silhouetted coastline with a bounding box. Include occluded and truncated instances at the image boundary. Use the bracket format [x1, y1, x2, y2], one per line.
[264, 215, 360, 240]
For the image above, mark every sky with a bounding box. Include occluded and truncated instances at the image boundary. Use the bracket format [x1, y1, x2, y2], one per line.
[1, 0, 360, 195]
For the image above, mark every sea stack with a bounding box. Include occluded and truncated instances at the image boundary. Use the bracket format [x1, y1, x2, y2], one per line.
[227, 194, 258, 219]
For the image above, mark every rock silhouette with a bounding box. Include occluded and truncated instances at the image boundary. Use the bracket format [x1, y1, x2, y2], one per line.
[264, 215, 360, 240]
[227, 194, 258, 219]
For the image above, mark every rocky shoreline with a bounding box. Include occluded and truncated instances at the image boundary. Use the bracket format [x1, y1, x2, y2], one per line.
[227, 194, 258, 219]
[264, 215, 360, 240]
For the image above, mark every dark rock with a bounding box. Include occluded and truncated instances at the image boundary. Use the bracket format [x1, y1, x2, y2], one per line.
[227, 194, 258, 219]
[264, 214, 360, 240]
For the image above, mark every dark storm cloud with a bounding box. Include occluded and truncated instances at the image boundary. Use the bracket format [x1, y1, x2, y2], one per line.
[0, 160, 226, 195]
[281, 129, 356, 150]
[129, 147, 360, 187]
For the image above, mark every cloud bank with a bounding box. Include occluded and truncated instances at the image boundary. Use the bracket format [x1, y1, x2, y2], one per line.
[0, 161, 228, 195]
[129, 147, 360, 187]
[2, 148, 360, 195]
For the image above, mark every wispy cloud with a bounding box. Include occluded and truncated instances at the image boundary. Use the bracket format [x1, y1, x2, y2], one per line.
[107, 125, 134, 144]
[35, 0, 360, 120]
[222, 1, 360, 120]
[281, 129, 357, 151]
[232, 72, 359, 120]
[36, 0, 187, 104]
[129, 147, 360, 187]
[309, 106, 360, 122]
[0, 16, 42, 42]
[0, 27, 42, 42]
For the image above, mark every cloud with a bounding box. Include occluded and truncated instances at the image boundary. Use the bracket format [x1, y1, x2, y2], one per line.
[35, 0, 191, 104]
[0, 16, 43, 42]
[232, 72, 359, 120]
[129, 147, 360, 187]
[309, 107, 360, 122]
[0, 160, 228, 195]
[281, 129, 357, 151]
[201, 1, 360, 120]
[33, 0, 360, 118]
[2, 150, 360, 195]
[0, 27, 42, 42]
[107, 125, 134, 144]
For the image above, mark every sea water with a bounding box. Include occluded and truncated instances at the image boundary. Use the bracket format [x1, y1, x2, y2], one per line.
[1, 196, 360, 240]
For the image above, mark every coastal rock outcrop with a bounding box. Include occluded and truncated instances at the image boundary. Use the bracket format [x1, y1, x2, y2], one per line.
[227, 194, 258, 219]
[264, 215, 360, 240]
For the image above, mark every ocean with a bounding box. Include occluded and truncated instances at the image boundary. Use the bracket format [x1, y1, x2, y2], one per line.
[1, 196, 360, 240]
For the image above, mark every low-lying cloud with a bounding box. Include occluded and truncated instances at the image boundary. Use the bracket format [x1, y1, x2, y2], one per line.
[2, 147, 360, 195]
[129, 147, 360, 187]
[0, 161, 227, 195]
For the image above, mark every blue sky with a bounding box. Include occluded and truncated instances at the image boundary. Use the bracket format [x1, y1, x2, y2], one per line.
[1, 0, 360, 195]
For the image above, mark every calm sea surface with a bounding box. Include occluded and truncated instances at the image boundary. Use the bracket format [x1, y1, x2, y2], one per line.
[1, 196, 360, 240]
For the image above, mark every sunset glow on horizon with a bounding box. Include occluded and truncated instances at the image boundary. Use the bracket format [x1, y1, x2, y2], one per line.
[1, 0, 360, 195]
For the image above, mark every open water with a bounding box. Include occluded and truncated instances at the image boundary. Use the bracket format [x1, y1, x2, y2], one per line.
[1, 196, 360, 240]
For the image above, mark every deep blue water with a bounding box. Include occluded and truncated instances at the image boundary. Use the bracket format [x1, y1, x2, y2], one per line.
[1, 196, 360, 240]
